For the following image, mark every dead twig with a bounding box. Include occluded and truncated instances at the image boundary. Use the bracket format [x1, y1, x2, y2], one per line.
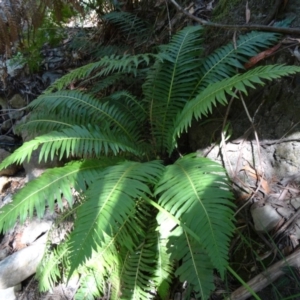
[168, 0, 300, 35]
[229, 247, 300, 300]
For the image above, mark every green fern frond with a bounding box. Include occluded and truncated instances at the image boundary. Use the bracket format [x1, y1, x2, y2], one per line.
[170, 65, 300, 152]
[37, 242, 69, 292]
[193, 31, 281, 96]
[89, 73, 123, 94]
[23, 90, 144, 141]
[153, 231, 173, 299]
[103, 203, 151, 299]
[37, 161, 135, 294]
[155, 154, 235, 276]
[0, 125, 143, 171]
[168, 227, 215, 299]
[120, 221, 158, 300]
[109, 91, 148, 123]
[75, 272, 104, 300]
[75, 274, 101, 300]
[75, 203, 151, 300]
[16, 117, 74, 135]
[76, 234, 119, 299]
[0, 159, 116, 232]
[67, 161, 164, 275]
[92, 45, 129, 59]
[103, 11, 151, 42]
[143, 25, 203, 152]
[46, 54, 156, 93]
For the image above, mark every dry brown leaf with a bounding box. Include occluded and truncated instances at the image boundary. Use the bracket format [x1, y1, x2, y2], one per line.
[240, 164, 270, 193]
[240, 164, 257, 178]
[259, 177, 271, 194]
[244, 43, 281, 69]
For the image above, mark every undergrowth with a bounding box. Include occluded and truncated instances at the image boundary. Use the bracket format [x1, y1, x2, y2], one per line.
[0, 8, 300, 300]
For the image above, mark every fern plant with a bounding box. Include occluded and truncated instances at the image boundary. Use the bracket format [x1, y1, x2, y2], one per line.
[0, 25, 299, 299]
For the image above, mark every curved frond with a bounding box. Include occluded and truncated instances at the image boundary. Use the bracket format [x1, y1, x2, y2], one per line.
[107, 91, 148, 124]
[89, 73, 123, 94]
[0, 125, 143, 171]
[75, 234, 118, 300]
[103, 11, 151, 43]
[170, 65, 300, 152]
[37, 242, 69, 292]
[168, 227, 215, 299]
[67, 160, 164, 275]
[75, 273, 103, 300]
[153, 232, 173, 299]
[16, 117, 74, 135]
[23, 90, 143, 141]
[143, 25, 203, 153]
[155, 154, 235, 276]
[77, 203, 150, 300]
[0, 159, 115, 232]
[46, 54, 156, 93]
[120, 221, 158, 300]
[192, 31, 281, 96]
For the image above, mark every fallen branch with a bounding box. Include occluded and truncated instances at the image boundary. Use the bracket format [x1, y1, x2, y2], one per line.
[229, 247, 300, 300]
[168, 0, 300, 35]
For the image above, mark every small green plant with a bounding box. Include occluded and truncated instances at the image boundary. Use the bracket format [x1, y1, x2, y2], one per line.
[0, 25, 299, 299]
[14, 8, 73, 73]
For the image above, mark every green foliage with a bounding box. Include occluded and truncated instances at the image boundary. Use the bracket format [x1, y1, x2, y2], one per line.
[103, 11, 152, 43]
[1, 25, 300, 299]
[15, 14, 66, 73]
[45, 53, 157, 93]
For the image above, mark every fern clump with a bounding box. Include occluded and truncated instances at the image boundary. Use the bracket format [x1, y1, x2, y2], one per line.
[0, 25, 299, 299]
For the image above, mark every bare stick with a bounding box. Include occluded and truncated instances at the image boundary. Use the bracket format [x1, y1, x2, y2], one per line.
[168, 0, 300, 35]
[229, 248, 300, 300]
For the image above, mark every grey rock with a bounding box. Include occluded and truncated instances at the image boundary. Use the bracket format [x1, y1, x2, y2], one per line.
[0, 236, 46, 289]
[8, 109, 24, 120]
[6, 59, 25, 78]
[0, 284, 21, 300]
[42, 71, 62, 85]
[0, 149, 21, 176]
[1, 119, 12, 132]
[0, 135, 15, 144]
[250, 202, 282, 232]
[291, 198, 300, 210]
[1, 193, 12, 207]
[21, 218, 54, 245]
[0, 248, 9, 261]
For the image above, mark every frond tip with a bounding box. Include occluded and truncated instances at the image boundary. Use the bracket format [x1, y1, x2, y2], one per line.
[155, 153, 235, 277]
[67, 160, 164, 276]
[170, 64, 300, 152]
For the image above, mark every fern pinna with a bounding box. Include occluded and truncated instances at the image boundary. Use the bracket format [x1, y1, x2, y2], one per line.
[0, 25, 299, 299]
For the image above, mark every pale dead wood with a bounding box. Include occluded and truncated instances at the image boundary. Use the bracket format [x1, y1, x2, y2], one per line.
[229, 247, 300, 300]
